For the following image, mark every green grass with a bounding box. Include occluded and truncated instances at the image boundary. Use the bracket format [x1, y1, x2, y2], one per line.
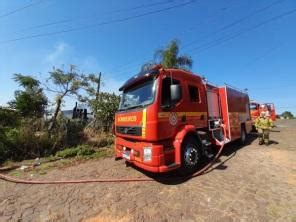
[3, 145, 114, 176]
[8, 170, 22, 177]
[55, 144, 96, 158]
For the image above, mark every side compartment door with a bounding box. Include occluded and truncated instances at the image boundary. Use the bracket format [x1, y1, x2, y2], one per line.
[206, 90, 221, 120]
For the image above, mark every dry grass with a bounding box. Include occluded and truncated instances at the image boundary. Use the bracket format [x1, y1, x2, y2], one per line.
[83, 128, 114, 147]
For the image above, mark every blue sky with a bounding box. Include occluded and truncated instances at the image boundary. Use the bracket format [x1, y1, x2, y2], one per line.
[0, 0, 295, 114]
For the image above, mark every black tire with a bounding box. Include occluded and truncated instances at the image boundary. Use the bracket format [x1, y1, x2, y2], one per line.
[240, 125, 247, 145]
[178, 136, 203, 176]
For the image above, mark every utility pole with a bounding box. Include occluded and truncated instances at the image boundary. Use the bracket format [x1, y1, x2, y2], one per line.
[93, 72, 102, 128]
[96, 72, 101, 100]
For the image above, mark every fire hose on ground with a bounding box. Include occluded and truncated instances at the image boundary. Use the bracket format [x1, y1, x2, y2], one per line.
[0, 129, 227, 185]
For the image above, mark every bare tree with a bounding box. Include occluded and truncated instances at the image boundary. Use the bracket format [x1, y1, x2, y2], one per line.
[46, 65, 92, 133]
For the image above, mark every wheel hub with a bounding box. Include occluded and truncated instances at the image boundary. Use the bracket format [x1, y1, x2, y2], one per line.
[184, 145, 199, 166]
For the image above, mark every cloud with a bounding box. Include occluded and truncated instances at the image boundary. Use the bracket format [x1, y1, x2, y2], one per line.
[43, 42, 75, 66]
[45, 42, 70, 64]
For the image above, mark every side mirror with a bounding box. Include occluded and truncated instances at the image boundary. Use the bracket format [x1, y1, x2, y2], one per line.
[170, 84, 182, 103]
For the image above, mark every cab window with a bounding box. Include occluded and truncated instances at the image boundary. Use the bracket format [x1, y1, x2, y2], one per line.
[250, 104, 258, 111]
[188, 85, 200, 102]
[161, 77, 181, 106]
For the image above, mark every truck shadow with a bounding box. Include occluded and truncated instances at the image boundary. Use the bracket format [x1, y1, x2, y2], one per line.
[130, 134, 261, 185]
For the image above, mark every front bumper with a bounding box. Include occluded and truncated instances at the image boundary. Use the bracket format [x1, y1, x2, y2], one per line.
[115, 137, 179, 173]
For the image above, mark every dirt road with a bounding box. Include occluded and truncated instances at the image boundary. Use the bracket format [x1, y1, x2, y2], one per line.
[0, 119, 295, 221]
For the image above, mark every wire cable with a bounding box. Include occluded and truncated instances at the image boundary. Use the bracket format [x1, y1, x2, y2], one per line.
[11, 0, 175, 35]
[188, 7, 296, 55]
[105, 1, 288, 76]
[0, 0, 46, 19]
[183, 0, 286, 49]
[0, 1, 194, 44]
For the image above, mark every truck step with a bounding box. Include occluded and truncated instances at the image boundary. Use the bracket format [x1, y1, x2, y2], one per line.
[202, 139, 212, 147]
[167, 163, 179, 168]
[197, 131, 207, 136]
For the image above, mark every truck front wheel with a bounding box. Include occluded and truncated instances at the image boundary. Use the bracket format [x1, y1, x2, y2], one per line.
[179, 136, 202, 176]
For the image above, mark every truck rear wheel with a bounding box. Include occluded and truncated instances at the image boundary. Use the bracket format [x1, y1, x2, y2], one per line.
[240, 125, 247, 145]
[178, 136, 202, 176]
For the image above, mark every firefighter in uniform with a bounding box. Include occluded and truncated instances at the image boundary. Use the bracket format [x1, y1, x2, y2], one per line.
[255, 111, 274, 145]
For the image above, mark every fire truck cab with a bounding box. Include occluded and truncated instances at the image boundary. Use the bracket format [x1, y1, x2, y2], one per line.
[115, 65, 252, 174]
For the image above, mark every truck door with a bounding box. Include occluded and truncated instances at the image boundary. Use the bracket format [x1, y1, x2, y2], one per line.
[158, 76, 185, 140]
[186, 84, 207, 128]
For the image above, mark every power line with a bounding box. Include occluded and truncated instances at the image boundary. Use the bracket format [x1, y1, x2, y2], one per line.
[243, 44, 282, 67]
[11, 0, 174, 35]
[112, 0, 175, 13]
[0, 0, 46, 19]
[183, 0, 286, 49]
[93, 6, 296, 79]
[0, 1, 194, 44]
[188, 7, 296, 55]
[104, 1, 235, 74]
[110, 0, 287, 74]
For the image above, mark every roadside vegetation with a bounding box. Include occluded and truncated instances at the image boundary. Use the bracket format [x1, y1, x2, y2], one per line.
[0, 65, 119, 166]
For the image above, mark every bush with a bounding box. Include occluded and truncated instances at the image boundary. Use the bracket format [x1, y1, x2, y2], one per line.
[0, 110, 114, 163]
[0, 127, 14, 163]
[83, 128, 114, 147]
[3, 126, 53, 161]
[66, 120, 85, 146]
[0, 109, 20, 127]
[0, 141, 9, 163]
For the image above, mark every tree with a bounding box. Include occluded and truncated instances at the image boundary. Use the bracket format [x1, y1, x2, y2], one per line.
[89, 92, 120, 131]
[154, 39, 193, 70]
[82, 73, 119, 131]
[47, 65, 92, 132]
[9, 74, 47, 118]
[281, 111, 294, 119]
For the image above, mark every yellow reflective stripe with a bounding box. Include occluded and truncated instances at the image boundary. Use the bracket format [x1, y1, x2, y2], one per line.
[158, 112, 207, 119]
[158, 112, 170, 118]
[142, 108, 147, 138]
[185, 112, 207, 117]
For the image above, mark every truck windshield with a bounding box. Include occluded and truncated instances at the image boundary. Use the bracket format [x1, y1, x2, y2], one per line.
[119, 78, 156, 111]
[250, 104, 258, 111]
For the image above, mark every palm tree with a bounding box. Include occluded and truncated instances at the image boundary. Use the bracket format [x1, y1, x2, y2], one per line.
[154, 39, 193, 70]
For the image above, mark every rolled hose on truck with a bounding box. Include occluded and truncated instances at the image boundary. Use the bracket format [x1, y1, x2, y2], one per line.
[0, 129, 226, 185]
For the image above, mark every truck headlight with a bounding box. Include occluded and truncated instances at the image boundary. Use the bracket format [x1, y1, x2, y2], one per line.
[143, 147, 152, 161]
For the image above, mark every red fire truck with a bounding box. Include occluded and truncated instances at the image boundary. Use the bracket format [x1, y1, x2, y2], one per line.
[250, 101, 276, 123]
[114, 65, 252, 174]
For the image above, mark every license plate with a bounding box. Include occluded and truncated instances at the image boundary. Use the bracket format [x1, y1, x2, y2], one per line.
[122, 151, 130, 160]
